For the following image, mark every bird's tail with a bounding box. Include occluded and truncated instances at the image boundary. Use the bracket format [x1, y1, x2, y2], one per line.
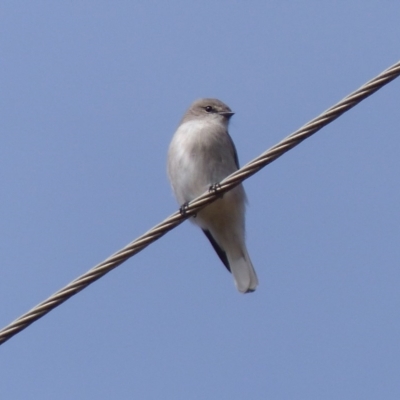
[228, 249, 258, 293]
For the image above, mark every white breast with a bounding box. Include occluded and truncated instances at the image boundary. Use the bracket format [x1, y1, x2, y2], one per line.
[167, 119, 237, 204]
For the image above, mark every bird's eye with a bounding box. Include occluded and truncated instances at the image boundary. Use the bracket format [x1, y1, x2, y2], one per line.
[205, 106, 213, 112]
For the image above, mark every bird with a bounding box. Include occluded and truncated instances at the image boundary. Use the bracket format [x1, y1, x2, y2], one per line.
[167, 98, 258, 293]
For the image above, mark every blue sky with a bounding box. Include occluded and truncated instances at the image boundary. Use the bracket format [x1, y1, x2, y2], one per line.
[1, 2, 399, 399]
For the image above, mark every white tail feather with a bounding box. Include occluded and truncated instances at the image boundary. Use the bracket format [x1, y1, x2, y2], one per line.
[228, 253, 258, 293]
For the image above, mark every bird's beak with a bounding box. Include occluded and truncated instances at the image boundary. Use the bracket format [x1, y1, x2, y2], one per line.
[219, 111, 235, 118]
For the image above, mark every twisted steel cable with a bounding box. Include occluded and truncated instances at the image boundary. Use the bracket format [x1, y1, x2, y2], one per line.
[1, 60, 399, 346]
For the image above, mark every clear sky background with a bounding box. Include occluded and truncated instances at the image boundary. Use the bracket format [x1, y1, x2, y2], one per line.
[1, 2, 399, 399]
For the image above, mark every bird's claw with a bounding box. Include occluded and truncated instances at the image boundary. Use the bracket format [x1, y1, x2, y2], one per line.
[209, 183, 224, 198]
[179, 202, 196, 218]
[179, 202, 189, 215]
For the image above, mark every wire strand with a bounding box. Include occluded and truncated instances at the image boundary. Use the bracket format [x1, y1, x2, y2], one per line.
[1, 60, 399, 346]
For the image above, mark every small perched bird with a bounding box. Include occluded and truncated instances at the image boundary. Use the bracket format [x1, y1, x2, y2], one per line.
[167, 98, 258, 293]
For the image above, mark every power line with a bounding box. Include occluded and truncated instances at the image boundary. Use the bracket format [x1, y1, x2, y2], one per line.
[1, 60, 399, 346]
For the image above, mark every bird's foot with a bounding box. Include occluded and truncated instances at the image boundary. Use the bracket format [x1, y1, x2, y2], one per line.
[179, 202, 196, 218]
[209, 183, 224, 198]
